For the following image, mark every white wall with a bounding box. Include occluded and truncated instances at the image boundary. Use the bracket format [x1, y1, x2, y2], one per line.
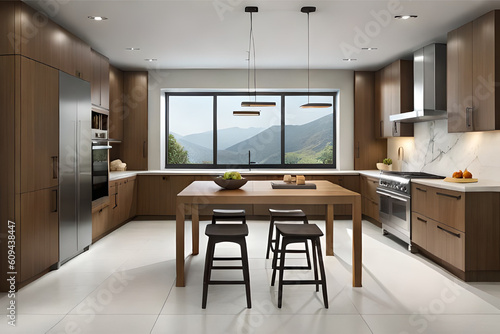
[147, 69, 354, 170]
[387, 120, 500, 180]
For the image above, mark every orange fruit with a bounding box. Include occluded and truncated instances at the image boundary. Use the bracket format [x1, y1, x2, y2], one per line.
[463, 169, 472, 178]
[452, 170, 463, 178]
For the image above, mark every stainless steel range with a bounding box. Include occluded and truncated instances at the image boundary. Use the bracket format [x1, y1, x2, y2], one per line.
[376, 171, 444, 250]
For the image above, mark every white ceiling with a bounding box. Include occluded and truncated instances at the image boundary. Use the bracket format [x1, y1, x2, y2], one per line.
[24, 0, 500, 71]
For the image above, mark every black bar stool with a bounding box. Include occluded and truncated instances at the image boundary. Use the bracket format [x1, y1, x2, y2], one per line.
[202, 209, 251, 309]
[266, 209, 311, 270]
[271, 223, 328, 309]
[212, 209, 246, 224]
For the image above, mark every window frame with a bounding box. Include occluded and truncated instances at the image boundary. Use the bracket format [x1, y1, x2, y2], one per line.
[165, 91, 337, 169]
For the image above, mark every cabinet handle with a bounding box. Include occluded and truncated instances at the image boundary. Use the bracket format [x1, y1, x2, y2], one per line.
[380, 121, 383, 137]
[436, 192, 461, 200]
[51, 189, 58, 213]
[356, 142, 360, 159]
[52, 156, 58, 179]
[437, 225, 461, 238]
[416, 187, 427, 193]
[143, 141, 146, 158]
[466, 107, 473, 129]
[416, 217, 427, 223]
[113, 193, 118, 209]
[393, 122, 398, 135]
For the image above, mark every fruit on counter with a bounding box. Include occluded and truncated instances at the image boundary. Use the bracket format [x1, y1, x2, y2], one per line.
[452, 170, 463, 178]
[223, 171, 242, 180]
[463, 169, 472, 178]
[383, 158, 392, 165]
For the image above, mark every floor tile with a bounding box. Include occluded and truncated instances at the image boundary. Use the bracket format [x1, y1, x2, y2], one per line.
[47, 315, 157, 334]
[0, 315, 65, 334]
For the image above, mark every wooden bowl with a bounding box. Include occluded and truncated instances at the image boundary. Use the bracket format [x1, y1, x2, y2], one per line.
[376, 163, 392, 171]
[213, 177, 248, 190]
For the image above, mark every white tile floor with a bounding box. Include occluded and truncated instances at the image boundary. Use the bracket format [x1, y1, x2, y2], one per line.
[1, 219, 500, 333]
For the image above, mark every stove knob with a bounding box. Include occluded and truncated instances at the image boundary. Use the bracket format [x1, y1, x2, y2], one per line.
[402, 186, 407, 192]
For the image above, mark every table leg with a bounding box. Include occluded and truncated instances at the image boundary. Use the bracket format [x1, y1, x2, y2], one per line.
[326, 204, 334, 256]
[352, 195, 362, 287]
[176, 201, 186, 287]
[191, 204, 199, 255]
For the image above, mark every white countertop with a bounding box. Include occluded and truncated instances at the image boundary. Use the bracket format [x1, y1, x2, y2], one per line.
[412, 178, 500, 192]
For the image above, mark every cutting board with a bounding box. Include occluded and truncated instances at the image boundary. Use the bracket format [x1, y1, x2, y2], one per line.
[443, 177, 478, 183]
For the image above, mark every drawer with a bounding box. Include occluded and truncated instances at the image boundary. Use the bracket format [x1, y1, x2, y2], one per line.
[361, 175, 379, 203]
[412, 184, 431, 215]
[411, 212, 429, 249]
[431, 188, 465, 232]
[427, 219, 465, 271]
[362, 197, 379, 221]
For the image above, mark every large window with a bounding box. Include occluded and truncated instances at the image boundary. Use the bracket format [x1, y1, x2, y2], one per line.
[166, 92, 336, 168]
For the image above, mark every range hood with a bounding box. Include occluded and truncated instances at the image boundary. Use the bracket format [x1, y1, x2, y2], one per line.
[390, 44, 447, 123]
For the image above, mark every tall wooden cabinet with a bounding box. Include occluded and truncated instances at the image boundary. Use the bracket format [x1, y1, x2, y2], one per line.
[123, 72, 149, 170]
[354, 72, 387, 169]
[447, 10, 500, 132]
[375, 60, 414, 138]
[91, 50, 110, 110]
[109, 65, 124, 141]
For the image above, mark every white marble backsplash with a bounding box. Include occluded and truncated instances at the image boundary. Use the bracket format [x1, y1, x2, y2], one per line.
[388, 120, 500, 180]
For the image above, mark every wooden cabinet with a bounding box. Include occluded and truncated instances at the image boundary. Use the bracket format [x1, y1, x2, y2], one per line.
[123, 72, 148, 170]
[354, 72, 387, 170]
[91, 50, 110, 109]
[375, 60, 414, 138]
[92, 203, 109, 242]
[109, 65, 124, 141]
[20, 57, 59, 193]
[360, 175, 380, 222]
[0, 2, 91, 80]
[411, 183, 500, 281]
[19, 187, 59, 282]
[137, 175, 175, 215]
[448, 11, 500, 132]
[106, 176, 136, 233]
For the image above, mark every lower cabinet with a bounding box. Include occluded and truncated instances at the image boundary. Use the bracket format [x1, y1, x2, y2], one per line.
[411, 183, 499, 281]
[19, 187, 59, 282]
[92, 204, 109, 241]
[360, 175, 380, 222]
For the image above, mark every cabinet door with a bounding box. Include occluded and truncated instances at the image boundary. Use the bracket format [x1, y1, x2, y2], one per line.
[91, 50, 101, 106]
[381, 66, 393, 137]
[428, 220, 465, 271]
[411, 212, 428, 249]
[411, 184, 430, 216]
[136, 175, 170, 215]
[447, 22, 473, 133]
[20, 187, 59, 282]
[472, 11, 497, 131]
[109, 65, 124, 141]
[432, 188, 465, 232]
[92, 205, 109, 241]
[123, 72, 148, 170]
[100, 55, 110, 109]
[20, 58, 59, 193]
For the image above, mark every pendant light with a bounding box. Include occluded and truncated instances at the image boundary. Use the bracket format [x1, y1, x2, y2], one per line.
[300, 6, 332, 109]
[240, 6, 276, 108]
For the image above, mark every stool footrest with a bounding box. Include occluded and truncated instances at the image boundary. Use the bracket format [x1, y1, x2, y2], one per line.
[282, 280, 325, 285]
[272, 265, 312, 270]
[208, 280, 246, 285]
[212, 266, 243, 270]
[213, 257, 242, 261]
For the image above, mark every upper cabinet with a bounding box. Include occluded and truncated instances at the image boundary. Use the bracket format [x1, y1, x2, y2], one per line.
[109, 65, 124, 141]
[375, 60, 414, 138]
[448, 10, 500, 132]
[91, 50, 110, 110]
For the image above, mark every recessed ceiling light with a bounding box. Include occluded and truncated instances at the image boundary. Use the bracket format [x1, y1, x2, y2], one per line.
[145, 58, 157, 62]
[362, 47, 378, 51]
[343, 58, 357, 62]
[126, 47, 140, 51]
[395, 15, 417, 20]
[88, 16, 108, 21]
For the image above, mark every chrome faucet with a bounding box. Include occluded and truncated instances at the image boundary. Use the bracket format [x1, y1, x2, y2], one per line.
[248, 150, 256, 171]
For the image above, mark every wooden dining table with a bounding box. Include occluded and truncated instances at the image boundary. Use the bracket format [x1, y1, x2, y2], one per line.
[175, 180, 362, 287]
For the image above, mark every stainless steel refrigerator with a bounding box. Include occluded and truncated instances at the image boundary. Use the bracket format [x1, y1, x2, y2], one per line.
[58, 71, 92, 265]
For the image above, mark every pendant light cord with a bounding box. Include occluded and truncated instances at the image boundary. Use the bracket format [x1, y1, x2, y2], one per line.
[247, 12, 257, 102]
[307, 12, 310, 104]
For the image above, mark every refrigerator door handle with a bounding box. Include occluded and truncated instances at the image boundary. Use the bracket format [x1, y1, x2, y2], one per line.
[52, 156, 58, 179]
[51, 189, 58, 213]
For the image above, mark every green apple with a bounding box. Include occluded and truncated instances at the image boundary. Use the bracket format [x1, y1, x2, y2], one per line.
[223, 171, 242, 180]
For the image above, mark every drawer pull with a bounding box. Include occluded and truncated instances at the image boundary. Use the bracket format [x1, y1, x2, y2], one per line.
[416, 217, 427, 223]
[437, 225, 461, 238]
[436, 192, 461, 200]
[416, 187, 427, 193]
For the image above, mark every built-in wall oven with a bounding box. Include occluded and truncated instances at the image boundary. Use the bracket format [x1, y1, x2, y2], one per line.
[377, 171, 444, 251]
[92, 140, 112, 201]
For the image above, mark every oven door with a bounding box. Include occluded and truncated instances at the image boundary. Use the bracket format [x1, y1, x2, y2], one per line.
[92, 142, 111, 201]
[377, 188, 411, 242]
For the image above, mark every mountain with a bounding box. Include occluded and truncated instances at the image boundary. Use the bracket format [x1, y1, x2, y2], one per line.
[176, 137, 213, 164]
[179, 127, 264, 150]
